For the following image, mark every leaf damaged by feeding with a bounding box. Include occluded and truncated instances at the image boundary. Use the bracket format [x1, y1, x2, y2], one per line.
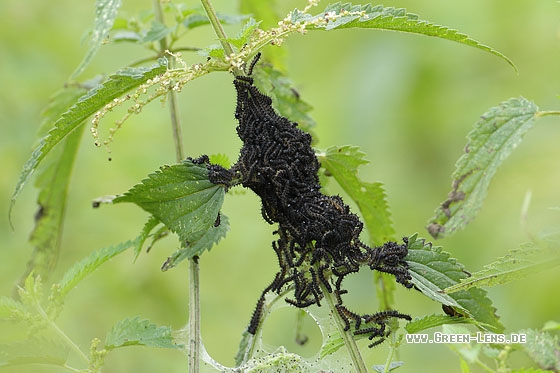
[428, 97, 538, 239]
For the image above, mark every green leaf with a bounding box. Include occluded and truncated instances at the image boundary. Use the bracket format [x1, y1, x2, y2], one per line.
[406, 234, 504, 333]
[443, 244, 560, 294]
[113, 160, 228, 268]
[10, 59, 167, 211]
[183, 10, 248, 30]
[104, 317, 182, 349]
[0, 337, 69, 368]
[0, 297, 27, 321]
[318, 146, 394, 245]
[132, 215, 161, 260]
[292, 2, 515, 71]
[22, 85, 91, 283]
[142, 21, 174, 43]
[162, 214, 229, 271]
[72, 0, 122, 78]
[405, 313, 474, 334]
[56, 239, 136, 299]
[252, 64, 316, 133]
[226, 18, 261, 48]
[428, 97, 538, 238]
[520, 329, 560, 371]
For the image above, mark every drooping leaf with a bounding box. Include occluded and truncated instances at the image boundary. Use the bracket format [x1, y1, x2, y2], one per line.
[161, 214, 229, 271]
[11, 59, 168, 211]
[22, 85, 92, 283]
[291, 2, 515, 71]
[428, 97, 538, 239]
[405, 234, 504, 333]
[113, 160, 228, 268]
[133, 215, 163, 260]
[318, 146, 394, 245]
[56, 238, 137, 299]
[72, 0, 122, 78]
[105, 317, 182, 350]
[443, 244, 560, 294]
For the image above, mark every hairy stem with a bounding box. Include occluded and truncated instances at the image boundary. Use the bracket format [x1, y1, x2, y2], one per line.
[319, 281, 368, 373]
[152, 1, 198, 372]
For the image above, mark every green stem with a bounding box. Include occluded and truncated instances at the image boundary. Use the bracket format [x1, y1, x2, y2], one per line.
[536, 110, 560, 118]
[319, 281, 368, 373]
[35, 303, 89, 364]
[199, 0, 242, 75]
[152, 2, 198, 373]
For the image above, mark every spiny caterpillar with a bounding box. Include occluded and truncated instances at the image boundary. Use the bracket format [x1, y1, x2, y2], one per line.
[196, 55, 413, 346]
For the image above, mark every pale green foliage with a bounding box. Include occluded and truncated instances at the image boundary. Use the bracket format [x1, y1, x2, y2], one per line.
[428, 97, 538, 239]
[443, 243, 560, 294]
[105, 317, 182, 349]
[73, 0, 122, 78]
[24, 86, 89, 282]
[521, 329, 560, 371]
[57, 239, 137, 299]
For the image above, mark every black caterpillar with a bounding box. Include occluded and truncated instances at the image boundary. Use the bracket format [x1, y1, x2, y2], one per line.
[196, 58, 413, 347]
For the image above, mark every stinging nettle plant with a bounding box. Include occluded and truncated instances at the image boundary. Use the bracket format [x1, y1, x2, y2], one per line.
[4, 0, 560, 372]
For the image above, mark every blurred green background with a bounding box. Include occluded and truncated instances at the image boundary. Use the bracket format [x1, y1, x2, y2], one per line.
[1, 0, 559, 372]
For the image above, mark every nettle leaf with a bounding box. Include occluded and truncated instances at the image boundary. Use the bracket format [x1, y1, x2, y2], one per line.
[0, 297, 27, 321]
[0, 337, 69, 368]
[443, 244, 560, 294]
[73, 0, 122, 78]
[226, 18, 261, 48]
[113, 160, 228, 269]
[318, 146, 394, 245]
[142, 21, 174, 43]
[292, 2, 515, 70]
[406, 234, 504, 333]
[405, 313, 474, 334]
[520, 329, 560, 371]
[252, 65, 316, 132]
[105, 317, 182, 349]
[56, 239, 137, 299]
[11, 59, 168, 211]
[24, 84, 92, 282]
[428, 97, 538, 239]
[183, 10, 248, 30]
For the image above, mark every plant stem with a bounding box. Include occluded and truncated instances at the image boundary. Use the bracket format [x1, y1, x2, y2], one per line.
[199, 0, 242, 75]
[152, 1, 198, 373]
[536, 110, 560, 118]
[319, 281, 368, 373]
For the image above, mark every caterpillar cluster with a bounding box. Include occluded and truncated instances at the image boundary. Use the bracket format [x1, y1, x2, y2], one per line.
[197, 62, 413, 346]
